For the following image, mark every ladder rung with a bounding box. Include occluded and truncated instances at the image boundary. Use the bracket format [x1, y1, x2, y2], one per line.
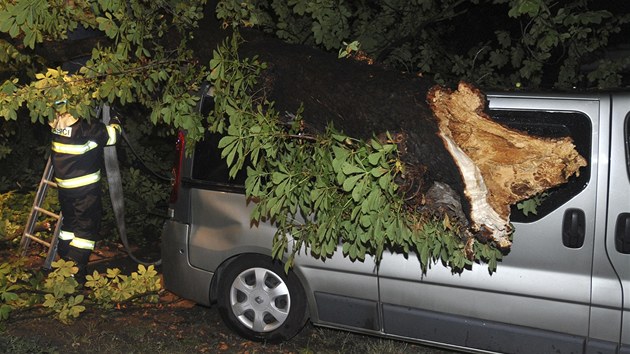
[21, 156, 61, 259]
[33, 206, 61, 219]
[23, 233, 52, 247]
[42, 179, 58, 188]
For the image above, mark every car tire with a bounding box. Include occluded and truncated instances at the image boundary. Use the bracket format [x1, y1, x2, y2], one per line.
[217, 254, 308, 343]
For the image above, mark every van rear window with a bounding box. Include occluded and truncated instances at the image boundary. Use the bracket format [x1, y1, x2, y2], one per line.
[191, 133, 248, 190]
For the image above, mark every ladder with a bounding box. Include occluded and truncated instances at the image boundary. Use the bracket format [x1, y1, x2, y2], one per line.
[20, 156, 62, 269]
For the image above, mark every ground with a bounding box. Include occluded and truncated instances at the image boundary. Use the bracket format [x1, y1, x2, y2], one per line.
[1, 243, 458, 354]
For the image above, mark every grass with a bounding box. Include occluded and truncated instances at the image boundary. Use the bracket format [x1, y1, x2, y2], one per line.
[0, 334, 59, 354]
[1, 306, 458, 354]
[298, 327, 454, 354]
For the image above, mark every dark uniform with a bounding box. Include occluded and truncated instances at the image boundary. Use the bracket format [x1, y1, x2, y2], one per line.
[50, 112, 120, 282]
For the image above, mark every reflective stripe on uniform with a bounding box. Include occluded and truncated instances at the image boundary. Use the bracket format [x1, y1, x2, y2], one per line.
[106, 124, 120, 145]
[59, 230, 75, 241]
[55, 170, 101, 188]
[52, 140, 98, 155]
[69, 237, 95, 250]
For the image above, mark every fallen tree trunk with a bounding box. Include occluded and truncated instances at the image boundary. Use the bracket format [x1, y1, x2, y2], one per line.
[207, 29, 588, 250]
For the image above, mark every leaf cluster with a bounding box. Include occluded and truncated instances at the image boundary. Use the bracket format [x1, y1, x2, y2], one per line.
[85, 264, 161, 308]
[0, 258, 162, 324]
[516, 191, 548, 216]
[0, 0, 210, 131]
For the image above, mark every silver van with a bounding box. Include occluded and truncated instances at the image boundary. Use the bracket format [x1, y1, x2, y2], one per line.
[161, 91, 630, 353]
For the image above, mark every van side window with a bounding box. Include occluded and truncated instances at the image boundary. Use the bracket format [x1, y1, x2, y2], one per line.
[191, 133, 247, 190]
[489, 110, 592, 222]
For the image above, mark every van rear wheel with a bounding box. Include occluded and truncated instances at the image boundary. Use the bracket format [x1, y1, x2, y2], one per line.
[217, 254, 308, 342]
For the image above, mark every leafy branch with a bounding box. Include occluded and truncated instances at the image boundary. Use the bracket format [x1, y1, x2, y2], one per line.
[207, 32, 503, 273]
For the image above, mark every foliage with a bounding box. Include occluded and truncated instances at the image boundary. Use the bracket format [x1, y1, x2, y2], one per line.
[102, 167, 169, 243]
[85, 264, 161, 308]
[41, 260, 86, 323]
[209, 33, 501, 272]
[100, 114, 173, 244]
[0, 191, 31, 244]
[0, 119, 49, 192]
[0, 258, 161, 324]
[0, 189, 57, 246]
[0, 0, 209, 132]
[517, 192, 548, 216]
[236, 0, 630, 90]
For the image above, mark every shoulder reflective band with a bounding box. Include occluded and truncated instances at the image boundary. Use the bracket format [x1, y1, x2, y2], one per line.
[55, 170, 101, 188]
[59, 230, 75, 241]
[70, 237, 95, 250]
[106, 124, 120, 145]
[52, 140, 98, 155]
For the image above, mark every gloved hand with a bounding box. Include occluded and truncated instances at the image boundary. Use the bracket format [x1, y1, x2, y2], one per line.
[109, 106, 123, 126]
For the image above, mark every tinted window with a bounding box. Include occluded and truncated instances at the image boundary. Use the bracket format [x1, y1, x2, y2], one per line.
[489, 110, 592, 222]
[190, 86, 248, 191]
[191, 133, 248, 190]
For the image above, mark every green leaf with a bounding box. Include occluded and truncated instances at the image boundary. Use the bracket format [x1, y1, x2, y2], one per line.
[342, 174, 362, 192]
[420, 243, 430, 267]
[360, 215, 371, 228]
[225, 142, 238, 167]
[332, 134, 346, 142]
[351, 179, 364, 201]
[0, 12, 12, 32]
[341, 162, 363, 175]
[367, 152, 381, 165]
[8, 22, 19, 38]
[218, 135, 237, 149]
[275, 180, 288, 195]
[271, 171, 288, 184]
[378, 173, 391, 191]
[0, 304, 12, 320]
[370, 167, 386, 177]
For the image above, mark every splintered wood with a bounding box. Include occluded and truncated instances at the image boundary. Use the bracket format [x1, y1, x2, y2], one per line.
[428, 82, 587, 248]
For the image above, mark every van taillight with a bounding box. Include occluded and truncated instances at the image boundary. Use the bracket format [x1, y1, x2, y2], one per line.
[170, 130, 185, 204]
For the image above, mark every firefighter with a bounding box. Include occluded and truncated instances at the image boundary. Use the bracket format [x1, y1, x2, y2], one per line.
[49, 100, 121, 284]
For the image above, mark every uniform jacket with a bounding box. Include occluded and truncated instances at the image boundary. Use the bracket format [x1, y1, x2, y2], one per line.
[50, 113, 120, 193]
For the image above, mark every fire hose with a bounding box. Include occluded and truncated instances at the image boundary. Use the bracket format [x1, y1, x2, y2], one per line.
[101, 104, 166, 266]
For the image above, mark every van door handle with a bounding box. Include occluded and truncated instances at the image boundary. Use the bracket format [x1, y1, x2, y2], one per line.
[562, 209, 585, 248]
[615, 213, 630, 254]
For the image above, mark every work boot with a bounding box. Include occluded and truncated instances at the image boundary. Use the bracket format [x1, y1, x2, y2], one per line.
[56, 239, 71, 260]
[65, 247, 91, 286]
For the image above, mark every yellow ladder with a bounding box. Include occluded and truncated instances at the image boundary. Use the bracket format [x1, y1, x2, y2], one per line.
[20, 156, 62, 269]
